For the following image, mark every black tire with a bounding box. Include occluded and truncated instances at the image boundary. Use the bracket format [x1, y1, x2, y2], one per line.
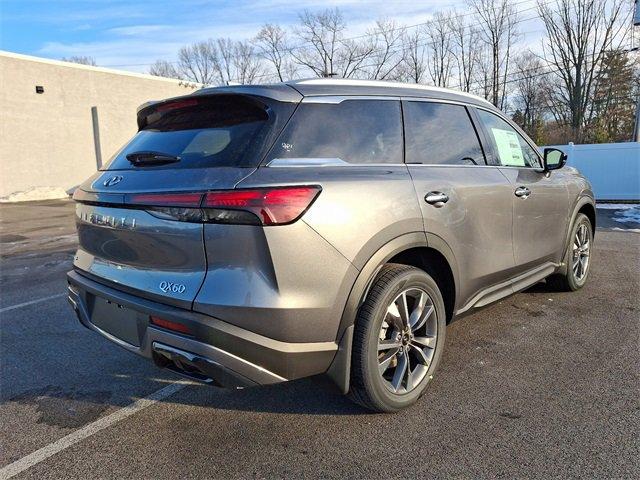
[348, 263, 447, 413]
[547, 213, 593, 292]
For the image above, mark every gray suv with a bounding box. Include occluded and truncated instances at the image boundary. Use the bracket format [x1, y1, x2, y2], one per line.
[67, 79, 595, 412]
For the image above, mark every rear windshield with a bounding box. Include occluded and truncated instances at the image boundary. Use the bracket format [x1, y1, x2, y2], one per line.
[103, 95, 277, 170]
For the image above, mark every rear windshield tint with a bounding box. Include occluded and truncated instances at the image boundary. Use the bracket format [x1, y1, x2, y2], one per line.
[103, 95, 276, 170]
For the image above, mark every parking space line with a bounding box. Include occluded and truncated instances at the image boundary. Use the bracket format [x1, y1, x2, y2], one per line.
[0, 294, 66, 314]
[0, 382, 187, 480]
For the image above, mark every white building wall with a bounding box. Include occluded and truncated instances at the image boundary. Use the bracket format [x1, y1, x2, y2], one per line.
[0, 51, 200, 200]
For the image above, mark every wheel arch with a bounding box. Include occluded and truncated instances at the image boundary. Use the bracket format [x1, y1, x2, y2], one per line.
[557, 196, 596, 276]
[327, 232, 459, 393]
[578, 202, 596, 236]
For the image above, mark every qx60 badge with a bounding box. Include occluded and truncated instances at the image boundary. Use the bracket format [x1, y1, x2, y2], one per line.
[159, 281, 187, 294]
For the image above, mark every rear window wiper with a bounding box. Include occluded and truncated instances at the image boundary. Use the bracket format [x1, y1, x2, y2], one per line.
[126, 151, 181, 166]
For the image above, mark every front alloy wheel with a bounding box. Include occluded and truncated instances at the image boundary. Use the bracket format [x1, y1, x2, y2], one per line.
[547, 213, 593, 291]
[572, 223, 590, 281]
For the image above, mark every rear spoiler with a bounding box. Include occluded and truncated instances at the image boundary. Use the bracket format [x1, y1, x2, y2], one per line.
[135, 84, 302, 130]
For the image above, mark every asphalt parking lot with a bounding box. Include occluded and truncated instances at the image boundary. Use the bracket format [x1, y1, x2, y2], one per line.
[1, 200, 638, 479]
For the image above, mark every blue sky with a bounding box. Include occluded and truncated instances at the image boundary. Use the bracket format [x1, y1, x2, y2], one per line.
[1, 0, 542, 74]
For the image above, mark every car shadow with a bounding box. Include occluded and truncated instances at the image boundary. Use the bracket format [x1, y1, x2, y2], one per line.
[165, 374, 371, 416]
[522, 280, 555, 293]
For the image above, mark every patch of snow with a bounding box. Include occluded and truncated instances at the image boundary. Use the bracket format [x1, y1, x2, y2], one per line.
[596, 203, 639, 210]
[0, 187, 70, 203]
[612, 227, 640, 233]
[612, 207, 640, 224]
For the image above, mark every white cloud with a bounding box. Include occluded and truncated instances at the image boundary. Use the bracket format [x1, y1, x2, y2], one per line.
[34, 0, 544, 73]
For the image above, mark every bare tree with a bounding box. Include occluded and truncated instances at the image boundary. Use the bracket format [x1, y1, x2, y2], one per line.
[176, 38, 264, 85]
[291, 9, 344, 77]
[149, 60, 180, 79]
[213, 38, 264, 84]
[254, 24, 296, 82]
[338, 37, 376, 78]
[291, 8, 373, 78]
[399, 29, 427, 83]
[230, 40, 264, 84]
[62, 56, 97, 66]
[469, 0, 519, 109]
[511, 51, 549, 142]
[364, 19, 405, 80]
[177, 40, 218, 84]
[424, 12, 455, 87]
[449, 13, 480, 92]
[537, 0, 630, 142]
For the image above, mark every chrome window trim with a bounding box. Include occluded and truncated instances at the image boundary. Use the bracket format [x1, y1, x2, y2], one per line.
[399, 96, 470, 107]
[301, 95, 402, 104]
[267, 157, 349, 167]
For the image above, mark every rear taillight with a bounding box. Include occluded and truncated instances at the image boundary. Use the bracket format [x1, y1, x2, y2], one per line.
[203, 186, 321, 225]
[120, 186, 321, 226]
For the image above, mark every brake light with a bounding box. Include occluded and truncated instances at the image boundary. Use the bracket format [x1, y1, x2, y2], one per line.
[150, 316, 191, 334]
[203, 186, 321, 225]
[155, 99, 199, 112]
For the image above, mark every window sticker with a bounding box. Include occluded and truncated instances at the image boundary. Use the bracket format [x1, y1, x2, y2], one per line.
[491, 128, 525, 166]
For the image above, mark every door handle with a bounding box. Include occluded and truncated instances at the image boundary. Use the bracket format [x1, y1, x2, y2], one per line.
[425, 192, 449, 207]
[514, 186, 531, 198]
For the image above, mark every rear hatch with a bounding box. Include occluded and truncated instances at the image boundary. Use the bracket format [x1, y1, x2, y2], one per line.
[72, 92, 296, 308]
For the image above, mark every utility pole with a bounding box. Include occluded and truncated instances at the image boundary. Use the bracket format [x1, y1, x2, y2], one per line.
[91, 106, 102, 169]
[633, 1, 639, 141]
[635, 93, 640, 142]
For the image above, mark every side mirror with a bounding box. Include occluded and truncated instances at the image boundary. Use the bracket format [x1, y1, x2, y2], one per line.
[543, 148, 567, 172]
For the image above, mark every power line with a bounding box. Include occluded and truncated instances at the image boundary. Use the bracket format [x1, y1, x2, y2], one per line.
[222, 6, 551, 83]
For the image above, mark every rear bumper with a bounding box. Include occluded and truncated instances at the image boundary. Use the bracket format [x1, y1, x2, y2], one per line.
[67, 270, 338, 388]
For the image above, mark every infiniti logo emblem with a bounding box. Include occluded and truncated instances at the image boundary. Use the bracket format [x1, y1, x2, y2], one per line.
[103, 175, 123, 187]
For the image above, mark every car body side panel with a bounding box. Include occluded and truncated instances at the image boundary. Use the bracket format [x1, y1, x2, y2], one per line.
[498, 167, 571, 271]
[237, 165, 424, 270]
[229, 164, 423, 343]
[407, 165, 517, 311]
[193, 219, 359, 343]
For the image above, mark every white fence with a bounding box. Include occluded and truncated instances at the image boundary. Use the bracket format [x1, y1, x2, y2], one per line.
[545, 142, 640, 201]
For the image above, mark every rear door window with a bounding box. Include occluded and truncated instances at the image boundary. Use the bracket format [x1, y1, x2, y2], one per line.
[476, 109, 541, 168]
[104, 95, 282, 170]
[404, 101, 485, 165]
[267, 99, 402, 164]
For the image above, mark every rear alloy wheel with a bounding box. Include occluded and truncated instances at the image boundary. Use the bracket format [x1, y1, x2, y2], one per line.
[377, 288, 437, 394]
[348, 264, 446, 412]
[547, 213, 593, 291]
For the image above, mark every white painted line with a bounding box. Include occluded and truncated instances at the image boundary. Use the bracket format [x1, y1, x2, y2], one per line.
[0, 293, 67, 314]
[0, 382, 186, 480]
